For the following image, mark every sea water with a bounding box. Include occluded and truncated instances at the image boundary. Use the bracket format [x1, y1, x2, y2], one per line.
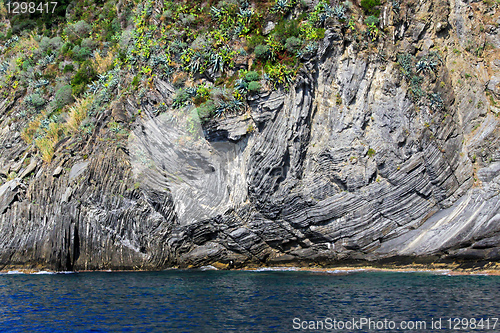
[0, 270, 498, 332]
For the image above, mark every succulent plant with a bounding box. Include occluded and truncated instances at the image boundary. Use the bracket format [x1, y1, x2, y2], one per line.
[150, 55, 169, 68]
[32, 79, 50, 89]
[305, 42, 318, 53]
[272, 0, 293, 14]
[238, 7, 253, 19]
[429, 92, 444, 110]
[214, 99, 244, 116]
[392, 0, 400, 13]
[172, 88, 196, 109]
[333, 5, 347, 20]
[235, 78, 249, 94]
[210, 6, 223, 20]
[186, 51, 206, 73]
[0, 61, 10, 75]
[397, 54, 414, 78]
[4, 36, 19, 48]
[209, 52, 225, 73]
[37, 54, 55, 68]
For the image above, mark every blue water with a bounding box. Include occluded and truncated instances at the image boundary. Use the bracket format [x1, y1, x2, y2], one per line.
[0, 269, 499, 332]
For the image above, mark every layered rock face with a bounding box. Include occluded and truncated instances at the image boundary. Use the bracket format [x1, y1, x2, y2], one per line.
[1, 0, 499, 270]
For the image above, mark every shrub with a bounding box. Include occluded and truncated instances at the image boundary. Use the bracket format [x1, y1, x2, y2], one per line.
[367, 148, 376, 157]
[25, 93, 46, 108]
[63, 64, 75, 73]
[247, 81, 261, 93]
[245, 71, 260, 82]
[265, 35, 284, 61]
[172, 88, 196, 108]
[266, 63, 295, 89]
[300, 21, 325, 40]
[71, 60, 97, 96]
[180, 14, 196, 26]
[364, 15, 380, 26]
[72, 45, 91, 61]
[272, 19, 301, 40]
[66, 20, 91, 42]
[360, 0, 381, 14]
[196, 100, 216, 120]
[285, 36, 302, 53]
[55, 85, 74, 108]
[254, 44, 270, 59]
[38, 36, 62, 55]
[61, 42, 74, 56]
[80, 38, 94, 49]
[247, 34, 265, 49]
[49, 37, 63, 51]
[38, 37, 51, 54]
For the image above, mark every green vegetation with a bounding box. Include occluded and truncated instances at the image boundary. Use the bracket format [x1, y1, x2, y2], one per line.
[55, 85, 74, 109]
[397, 52, 443, 109]
[364, 15, 379, 26]
[360, 0, 381, 15]
[247, 81, 261, 93]
[0, 0, 399, 166]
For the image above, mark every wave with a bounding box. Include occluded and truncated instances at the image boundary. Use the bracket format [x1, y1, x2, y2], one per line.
[199, 265, 218, 271]
[249, 267, 299, 272]
[323, 269, 366, 274]
[0, 270, 75, 275]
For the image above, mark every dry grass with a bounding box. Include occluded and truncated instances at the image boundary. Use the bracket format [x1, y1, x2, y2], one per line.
[21, 116, 42, 143]
[21, 95, 93, 164]
[35, 137, 55, 163]
[0, 2, 6, 19]
[92, 50, 115, 74]
[65, 96, 93, 133]
[172, 71, 188, 87]
[46, 122, 64, 143]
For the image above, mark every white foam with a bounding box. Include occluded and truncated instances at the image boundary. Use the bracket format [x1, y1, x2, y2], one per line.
[199, 265, 218, 271]
[250, 267, 299, 272]
[6, 270, 24, 274]
[324, 269, 366, 274]
[0, 270, 75, 275]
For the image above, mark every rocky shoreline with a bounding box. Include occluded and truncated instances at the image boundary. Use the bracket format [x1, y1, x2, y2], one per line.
[3, 259, 500, 276]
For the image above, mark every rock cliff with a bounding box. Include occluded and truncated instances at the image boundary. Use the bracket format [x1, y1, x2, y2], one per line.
[0, 0, 499, 270]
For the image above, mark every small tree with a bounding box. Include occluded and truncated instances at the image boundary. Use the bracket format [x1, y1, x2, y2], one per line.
[55, 85, 74, 109]
[254, 44, 270, 60]
[247, 81, 261, 93]
[285, 36, 303, 53]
